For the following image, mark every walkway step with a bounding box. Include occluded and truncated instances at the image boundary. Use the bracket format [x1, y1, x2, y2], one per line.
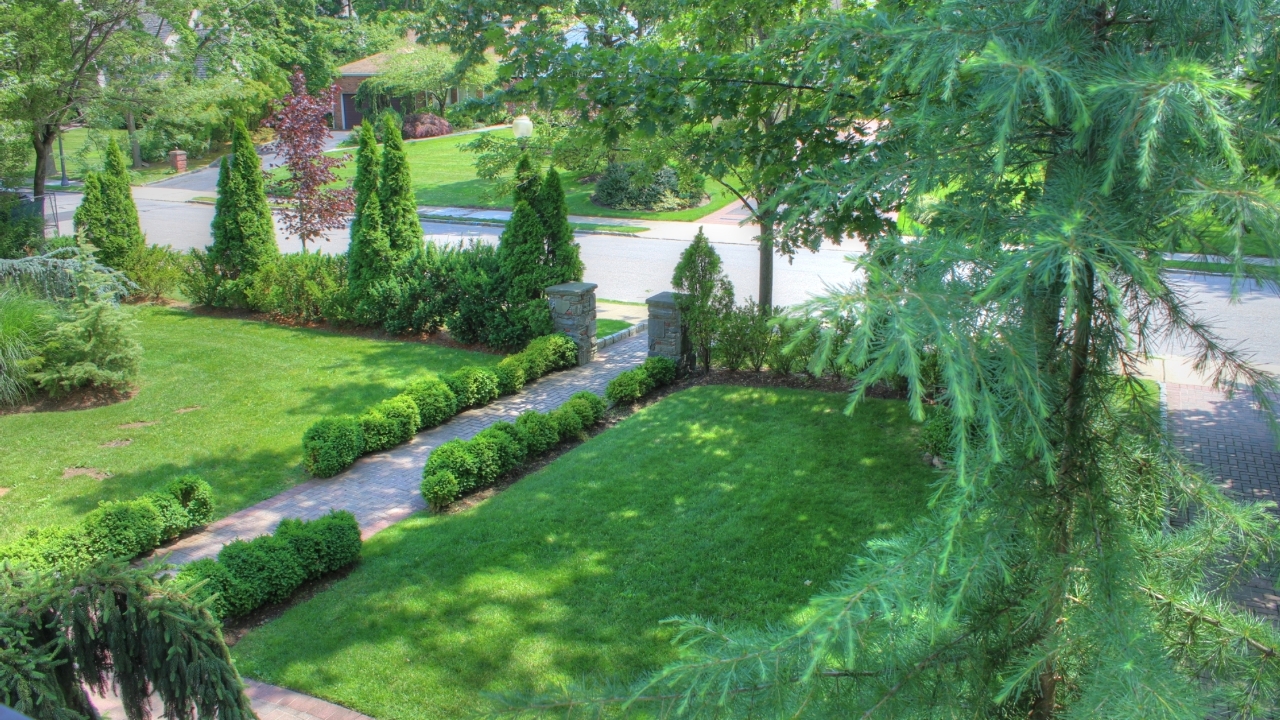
[151, 335, 649, 567]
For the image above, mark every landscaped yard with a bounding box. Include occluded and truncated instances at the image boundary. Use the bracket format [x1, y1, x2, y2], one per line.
[24, 128, 230, 186]
[595, 318, 632, 337]
[325, 130, 741, 221]
[0, 306, 497, 544]
[230, 385, 935, 720]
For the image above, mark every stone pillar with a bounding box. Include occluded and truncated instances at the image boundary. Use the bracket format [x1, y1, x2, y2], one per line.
[646, 292, 694, 370]
[168, 150, 188, 173]
[546, 282, 598, 365]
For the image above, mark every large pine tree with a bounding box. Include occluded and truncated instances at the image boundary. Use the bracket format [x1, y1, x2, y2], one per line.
[74, 138, 144, 269]
[210, 120, 276, 277]
[378, 114, 421, 256]
[531, 168, 584, 286]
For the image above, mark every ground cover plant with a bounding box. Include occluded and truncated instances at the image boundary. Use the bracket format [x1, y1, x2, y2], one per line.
[229, 385, 936, 720]
[0, 306, 496, 545]
[317, 131, 739, 221]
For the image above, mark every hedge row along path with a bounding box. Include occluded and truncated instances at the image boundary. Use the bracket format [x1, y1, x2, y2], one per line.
[150, 335, 649, 567]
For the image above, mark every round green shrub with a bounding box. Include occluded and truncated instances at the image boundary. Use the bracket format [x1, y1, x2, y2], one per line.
[403, 377, 458, 428]
[302, 417, 365, 477]
[470, 427, 522, 484]
[175, 558, 236, 619]
[569, 391, 607, 424]
[515, 410, 559, 455]
[640, 356, 677, 387]
[421, 470, 460, 510]
[550, 405, 584, 441]
[166, 474, 215, 525]
[382, 394, 423, 439]
[426, 439, 480, 491]
[515, 340, 550, 380]
[82, 499, 164, 561]
[494, 357, 527, 395]
[360, 395, 420, 453]
[563, 397, 596, 428]
[143, 491, 191, 540]
[487, 421, 528, 464]
[544, 334, 579, 370]
[308, 510, 362, 573]
[219, 534, 307, 609]
[0, 526, 92, 573]
[444, 366, 502, 408]
[605, 368, 653, 404]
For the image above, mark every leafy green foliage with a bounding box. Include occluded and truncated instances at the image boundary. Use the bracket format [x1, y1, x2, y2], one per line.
[443, 366, 501, 409]
[0, 562, 255, 720]
[714, 300, 775, 371]
[248, 252, 351, 323]
[421, 470, 460, 510]
[26, 286, 142, 397]
[592, 161, 706, 211]
[302, 417, 366, 478]
[605, 367, 654, 405]
[672, 230, 734, 371]
[0, 288, 56, 406]
[425, 439, 480, 492]
[359, 394, 421, 452]
[166, 475, 215, 526]
[123, 245, 187, 302]
[515, 409, 559, 456]
[72, 139, 144, 269]
[639, 357, 677, 387]
[494, 356, 527, 395]
[402, 377, 459, 428]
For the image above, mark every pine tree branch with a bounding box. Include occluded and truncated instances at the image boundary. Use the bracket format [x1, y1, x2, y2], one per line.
[1139, 586, 1279, 658]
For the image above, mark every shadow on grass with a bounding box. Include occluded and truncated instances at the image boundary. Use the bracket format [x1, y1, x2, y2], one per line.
[230, 386, 936, 720]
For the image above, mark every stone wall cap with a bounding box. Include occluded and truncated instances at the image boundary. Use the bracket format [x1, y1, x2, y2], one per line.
[647, 291, 681, 306]
[546, 282, 598, 294]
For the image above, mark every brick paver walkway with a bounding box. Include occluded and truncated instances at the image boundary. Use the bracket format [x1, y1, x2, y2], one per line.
[1166, 382, 1280, 619]
[90, 679, 373, 720]
[152, 335, 648, 566]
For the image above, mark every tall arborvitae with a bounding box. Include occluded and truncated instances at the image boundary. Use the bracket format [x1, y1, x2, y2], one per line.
[532, 168, 584, 285]
[378, 113, 421, 256]
[348, 187, 393, 297]
[210, 120, 276, 275]
[512, 154, 540, 207]
[351, 119, 380, 242]
[74, 138, 144, 268]
[498, 200, 547, 301]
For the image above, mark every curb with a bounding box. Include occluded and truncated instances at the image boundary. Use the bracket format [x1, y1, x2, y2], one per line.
[596, 320, 647, 351]
[417, 213, 649, 239]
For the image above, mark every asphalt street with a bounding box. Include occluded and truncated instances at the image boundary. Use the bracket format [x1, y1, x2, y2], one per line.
[42, 192, 1278, 367]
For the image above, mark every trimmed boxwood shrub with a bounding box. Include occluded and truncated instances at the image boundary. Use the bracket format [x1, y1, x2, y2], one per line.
[166, 475, 215, 525]
[549, 405, 584, 441]
[403, 377, 458, 428]
[641, 356, 677, 387]
[177, 510, 361, 619]
[144, 491, 191, 540]
[444, 366, 501, 409]
[524, 333, 578, 374]
[494, 357, 527, 395]
[515, 409, 559, 455]
[605, 367, 654, 404]
[486, 421, 528, 464]
[471, 426, 523, 482]
[421, 470, 460, 510]
[82, 499, 164, 562]
[426, 439, 480, 491]
[569, 391, 607, 423]
[0, 526, 94, 572]
[303, 416, 365, 477]
[361, 394, 421, 452]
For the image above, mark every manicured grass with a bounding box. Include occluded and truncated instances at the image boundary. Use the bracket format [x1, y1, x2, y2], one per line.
[230, 385, 935, 720]
[595, 319, 632, 337]
[571, 222, 648, 234]
[0, 307, 496, 544]
[23, 128, 229, 186]
[323, 130, 739, 221]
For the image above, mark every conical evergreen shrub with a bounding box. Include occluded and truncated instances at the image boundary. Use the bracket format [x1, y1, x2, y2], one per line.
[74, 139, 144, 268]
[533, 168, 583, 286]
[513, 154, 540, 207]
[498, 200, 547, 302]
[210, 120, 276, 277]
[348, 188, 393, 297]
[378, 114, 421, 256]
[351, 120, 380, 245]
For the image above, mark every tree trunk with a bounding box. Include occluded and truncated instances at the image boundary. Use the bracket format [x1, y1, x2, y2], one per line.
[127, 110, 143, 169]
[31, 124, 57, 212]
[757, 214, 774, 310]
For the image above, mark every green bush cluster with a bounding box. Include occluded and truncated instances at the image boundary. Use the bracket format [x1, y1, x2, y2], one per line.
[175, 510, 361, 619]
[605, 356, 677, 404]
[301, 333, 582, 477]
[592, 161, 707, 212]
[421, 391, 605, 509]
[0, 475, 215, 572]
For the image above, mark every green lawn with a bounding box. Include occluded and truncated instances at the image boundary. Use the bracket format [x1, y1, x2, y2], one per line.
[595, 319, 632, 337]
[24, 128, 229, 186]
[325, 130, 739, 221]
[0, 307, 496, 544]
[230, 385, 935, 720]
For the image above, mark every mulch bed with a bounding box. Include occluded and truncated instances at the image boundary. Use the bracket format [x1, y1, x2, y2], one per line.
[0, 385, 137, 416]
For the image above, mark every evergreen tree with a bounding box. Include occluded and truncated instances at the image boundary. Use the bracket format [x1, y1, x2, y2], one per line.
[351, 119, 380, 243]
[73, 139, 143, 269]
[671, 229, 733, 371]
[210, 120, 276, 277]
[532, 168, 584, 286]
[513, 154, 540, 207]
[498, 200, 548, 302]
[348, 188, 393, 299]
[378, 113, 422, 256]
[0, 561, 256, 720]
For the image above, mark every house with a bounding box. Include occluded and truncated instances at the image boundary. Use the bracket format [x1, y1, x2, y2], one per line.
[331, 38, 487, 130]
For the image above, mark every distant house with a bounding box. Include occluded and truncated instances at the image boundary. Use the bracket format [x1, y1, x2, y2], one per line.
[331, 40, 487, 130]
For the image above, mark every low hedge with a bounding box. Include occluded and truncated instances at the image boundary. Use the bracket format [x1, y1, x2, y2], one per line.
[421, 390, 606, 510]
[605, 356, 677, 405]
[302, 333, 582, 478]
[0, 475, 216, 572]
[176, 509, 361, 620]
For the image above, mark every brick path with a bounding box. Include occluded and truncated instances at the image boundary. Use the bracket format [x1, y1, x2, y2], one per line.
[1166, 382, 1280, 618]
[153, 334, 648, 566]
[90, 679, 373, 720]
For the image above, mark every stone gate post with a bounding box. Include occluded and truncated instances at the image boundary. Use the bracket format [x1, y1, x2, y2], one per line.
[546, 282, 598, 366]
[646, 292, 694, 370]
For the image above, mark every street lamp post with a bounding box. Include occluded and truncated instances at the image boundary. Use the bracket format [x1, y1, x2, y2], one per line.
[58, 133, 69, 187]
[512, 114, 533, 147]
